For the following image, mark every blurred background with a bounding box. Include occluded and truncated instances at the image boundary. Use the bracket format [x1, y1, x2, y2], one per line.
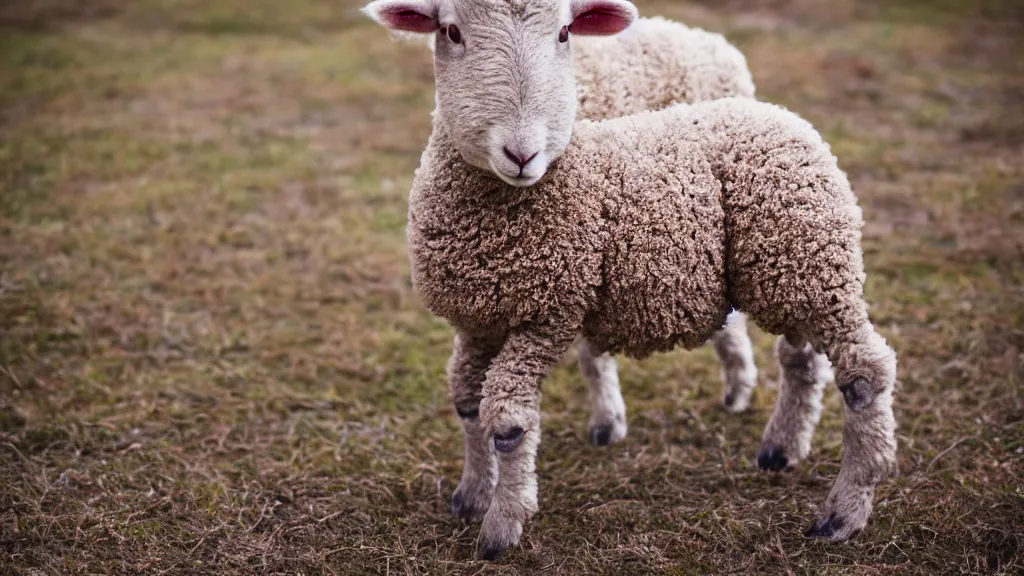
[1, 0, 1021, 573]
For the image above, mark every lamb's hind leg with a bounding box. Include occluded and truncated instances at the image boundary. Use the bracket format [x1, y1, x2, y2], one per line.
[712, 311, 758, 412]
[578, 339, 627, 446]
[757, 335, 832, 471]
[448, 331, 505, 522]
[806, 323, 898, 540]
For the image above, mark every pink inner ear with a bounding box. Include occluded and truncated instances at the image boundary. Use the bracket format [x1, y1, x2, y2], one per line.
[378, 6, 437, 33]
[571, 4, 633, 35]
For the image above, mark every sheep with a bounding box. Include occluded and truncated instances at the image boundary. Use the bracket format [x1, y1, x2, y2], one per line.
[363, 0, 899, 560]
[570, 16, 761, 444]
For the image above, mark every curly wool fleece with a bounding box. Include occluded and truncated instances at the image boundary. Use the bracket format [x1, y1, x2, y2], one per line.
[409, 96, 867, 359]
[574, 16, 756, 118]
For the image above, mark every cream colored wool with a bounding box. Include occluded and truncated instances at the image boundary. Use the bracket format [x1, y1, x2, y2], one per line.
[411, 99, 856, 358]
[574, 16, 756, 118]
[410, 97, 897, 550]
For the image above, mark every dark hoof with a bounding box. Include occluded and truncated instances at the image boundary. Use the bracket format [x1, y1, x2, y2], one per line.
[805, 513, 845, 539]
[479, 540, 506, 561]
[451, 490, 469, 519]
[723, 392, 736, 409]
[757, 444, 789, 471]
[839, 377, 874, 411]
[589, 423, 613, 446]
[493, 427, 524, 453]
[451, 489, 484, 521]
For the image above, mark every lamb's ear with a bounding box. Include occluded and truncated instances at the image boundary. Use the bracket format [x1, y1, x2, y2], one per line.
[362, 0, 438, 33]
[569, 0, 637, 35]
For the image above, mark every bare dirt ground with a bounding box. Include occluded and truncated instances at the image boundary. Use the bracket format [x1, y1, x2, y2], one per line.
[1, 0, 1022, 574]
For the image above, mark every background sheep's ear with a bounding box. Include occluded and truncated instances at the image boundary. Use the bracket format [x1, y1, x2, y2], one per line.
[362, 0, 438, 33]
[569, 0, 637, 35]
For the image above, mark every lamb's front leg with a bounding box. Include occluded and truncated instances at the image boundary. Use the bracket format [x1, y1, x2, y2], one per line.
[477, 325, 576, 560]
[448, 331, 506, 522]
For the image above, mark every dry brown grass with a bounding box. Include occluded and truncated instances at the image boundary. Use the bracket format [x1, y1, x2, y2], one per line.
[1, 0, 1022, 574]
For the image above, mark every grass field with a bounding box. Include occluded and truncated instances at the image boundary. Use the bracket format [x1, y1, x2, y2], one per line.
[1, 0, 1022, 573]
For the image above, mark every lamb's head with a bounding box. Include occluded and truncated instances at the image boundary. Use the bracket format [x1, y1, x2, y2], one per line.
[363, 0, 636, 186]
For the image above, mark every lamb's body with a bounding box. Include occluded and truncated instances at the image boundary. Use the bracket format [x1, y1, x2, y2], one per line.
[412, 97, 896, 552]
[411, 98, 860, 359]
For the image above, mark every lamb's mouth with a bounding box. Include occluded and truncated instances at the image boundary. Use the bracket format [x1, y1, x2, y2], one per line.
[502, 161, 554, 188]
[490, 167, 543, 188]
[488, 153, 547, 188]
[504, 174, 542, 187]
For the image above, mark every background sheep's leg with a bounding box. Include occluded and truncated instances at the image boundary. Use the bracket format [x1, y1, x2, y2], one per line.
[712, 311, 758, 412]
[578, 338, 627, 446]
[757, 335, 832, 471]
[448, 332, 505, 522]
[806, 323, 898, 540]
[477, 326, 576, 560]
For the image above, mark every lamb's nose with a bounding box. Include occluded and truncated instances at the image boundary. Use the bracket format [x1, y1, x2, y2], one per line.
[503, 146, 538, 170]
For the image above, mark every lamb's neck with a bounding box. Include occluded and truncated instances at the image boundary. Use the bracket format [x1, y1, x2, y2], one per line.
[425, 116, 465, 169]
[422, 116, 529, 198]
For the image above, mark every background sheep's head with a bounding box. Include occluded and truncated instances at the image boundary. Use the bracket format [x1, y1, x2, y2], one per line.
[363, 0, 636, 186]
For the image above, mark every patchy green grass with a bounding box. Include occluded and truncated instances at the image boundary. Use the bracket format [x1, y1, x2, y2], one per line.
[1, 0, 1022, 574]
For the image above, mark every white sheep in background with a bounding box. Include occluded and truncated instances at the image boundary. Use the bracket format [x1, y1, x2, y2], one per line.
[364, 0, 898, 560]
[574, 15, 756, 117]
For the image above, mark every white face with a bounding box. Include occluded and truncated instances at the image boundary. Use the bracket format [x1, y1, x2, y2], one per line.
[364, 0, 637, 187]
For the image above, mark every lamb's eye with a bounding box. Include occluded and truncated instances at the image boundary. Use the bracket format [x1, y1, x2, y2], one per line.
[558, 25, 569, 43]
[446, 24, 462, 44]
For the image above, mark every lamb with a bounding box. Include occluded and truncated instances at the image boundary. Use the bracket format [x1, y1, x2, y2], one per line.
[570, 17, 761, 444]
[363, 0, 899, 560]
